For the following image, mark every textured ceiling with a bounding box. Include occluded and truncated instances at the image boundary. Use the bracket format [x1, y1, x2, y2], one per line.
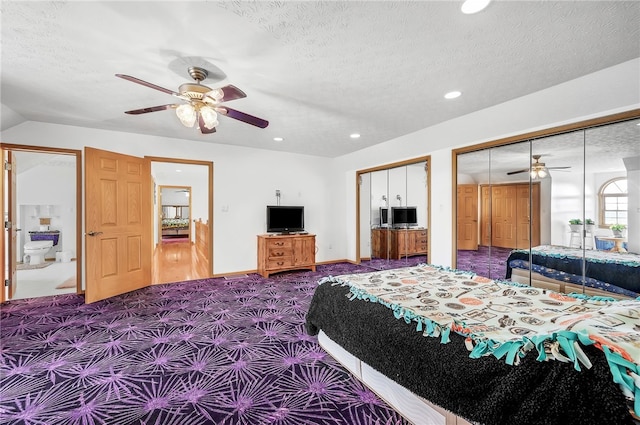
[1, 1, 639, 158]
[457, 118, 640, 182]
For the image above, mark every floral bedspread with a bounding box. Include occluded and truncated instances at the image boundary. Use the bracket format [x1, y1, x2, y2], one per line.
[320, 264, 640, 415]
[161, 218, 190, 229]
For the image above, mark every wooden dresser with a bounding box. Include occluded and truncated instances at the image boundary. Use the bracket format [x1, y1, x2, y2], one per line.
[371, 228, 428, 260]
[257, 233, 316, 278]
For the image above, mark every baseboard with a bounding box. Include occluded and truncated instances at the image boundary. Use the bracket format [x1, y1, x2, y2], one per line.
[212, 269, 256, 279]
[211, 259, 359, 279]
[315, 259, 356, 266]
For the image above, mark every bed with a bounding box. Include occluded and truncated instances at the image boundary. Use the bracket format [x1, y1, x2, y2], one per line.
[305, 264, 639, 425]
[161, 218, 190, 238]
[506, 245, 640, 299]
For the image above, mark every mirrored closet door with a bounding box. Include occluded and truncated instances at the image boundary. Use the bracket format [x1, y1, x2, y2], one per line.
[357, 158, 430, 269]
[454, 111, 640, 299]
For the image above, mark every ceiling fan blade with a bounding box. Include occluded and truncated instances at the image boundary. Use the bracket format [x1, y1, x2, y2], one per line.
[218, 85, 247, 102]
[218, 107, 269, 128]
[124, 104, 177, 115]
[547, 166, 571, 170]
[116, 74, 181, 97]
[506, 169, 529, 175]
[198, 115, 216, 134]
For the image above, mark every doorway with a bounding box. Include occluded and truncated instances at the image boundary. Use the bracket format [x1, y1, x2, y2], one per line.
[159, 186, 192, 243]
[148, 157, 213, 284]
[1, 144, 82, 301]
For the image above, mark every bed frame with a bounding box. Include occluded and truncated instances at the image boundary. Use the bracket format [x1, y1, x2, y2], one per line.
[509, 267, 634, 300]
[318, 331, 474, 425]
[306, 266, 638, 425]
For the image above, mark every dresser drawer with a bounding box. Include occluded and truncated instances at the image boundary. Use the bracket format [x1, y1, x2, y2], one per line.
[267, 239, 293, 249]
[267, 257, 294, 269]
[267, 247, 293, 258]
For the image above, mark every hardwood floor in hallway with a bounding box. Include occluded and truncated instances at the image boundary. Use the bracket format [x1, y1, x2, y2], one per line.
[152, 240, 210, 284]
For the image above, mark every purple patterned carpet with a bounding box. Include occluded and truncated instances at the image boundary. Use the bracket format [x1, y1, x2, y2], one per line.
[457, 246, 513, 280]
[0, 259, 424, 425]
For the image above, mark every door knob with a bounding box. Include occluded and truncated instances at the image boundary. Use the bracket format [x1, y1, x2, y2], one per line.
[87, 231, 103, 236]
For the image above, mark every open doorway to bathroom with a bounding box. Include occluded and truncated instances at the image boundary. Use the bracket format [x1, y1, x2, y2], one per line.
[2, 144, 82, 301]
[148, 157, 213, 284]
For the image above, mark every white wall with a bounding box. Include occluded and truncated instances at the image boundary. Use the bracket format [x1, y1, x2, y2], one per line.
[359, 173, 371, 256]
[2, 59, 639, 275]
[334, 59, 640, 267]
[2, 124, 334, 275]
[17, 162, 77, 260]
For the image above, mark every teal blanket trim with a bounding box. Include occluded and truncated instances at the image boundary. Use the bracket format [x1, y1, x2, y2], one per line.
[601, 346, 640, 415]
[565, 292, 618, 303]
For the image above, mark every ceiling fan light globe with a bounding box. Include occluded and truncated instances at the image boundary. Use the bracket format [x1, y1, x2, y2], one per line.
[530, 167, 548, 179]
[200, 106, 219, 129]
[206, 88, 224, 102]
[176, 104, 196, 127]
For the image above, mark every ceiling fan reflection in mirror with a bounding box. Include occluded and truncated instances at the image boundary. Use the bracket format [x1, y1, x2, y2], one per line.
[507, 155, 571, 179]
[116, 66, 269, 134]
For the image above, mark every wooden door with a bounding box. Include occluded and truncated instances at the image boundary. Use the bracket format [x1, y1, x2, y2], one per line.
[371, 228, 388, 259]
[492, 185, 517, 248]
[6, 151, 18, 299]
[530, 184, 540, 247]
[293, 235, 314, 266]
[85, 147, 151, 303]
[1, 151, 5, 303]
[0, 149, 3, 303]
[396, 230, 407, 257]
[516, 184, 540, 249]
[457, 185, 478, 250]
[480, 186, 491, 246]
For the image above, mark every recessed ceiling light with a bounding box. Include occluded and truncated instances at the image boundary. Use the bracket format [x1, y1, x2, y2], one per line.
[273, 137, 284, 142]
[176, 169, 182, 173]
[444, 91, 462, 99]
[350, 133, 361, 139]
[461, 0, 491, 14]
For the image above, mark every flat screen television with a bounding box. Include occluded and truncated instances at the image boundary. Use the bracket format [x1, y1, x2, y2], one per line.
[391, 206, 418, 228]
[379, 207, 389, 227]
[266, 205, 305, 233]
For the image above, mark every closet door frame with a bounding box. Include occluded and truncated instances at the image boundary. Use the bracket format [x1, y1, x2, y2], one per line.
[451, 109, 640, 269]
[356, 156, 431, 263]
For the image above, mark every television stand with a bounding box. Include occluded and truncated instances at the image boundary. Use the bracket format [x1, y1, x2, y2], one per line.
[257, 233, 316, 278]
[371, 228, 428, 260]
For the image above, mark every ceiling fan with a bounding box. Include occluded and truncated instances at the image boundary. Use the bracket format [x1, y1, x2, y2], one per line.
[507, 155, 571, 179]
[116, 66, 269, 134]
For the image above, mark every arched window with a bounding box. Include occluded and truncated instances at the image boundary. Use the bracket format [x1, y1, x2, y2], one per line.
[599, 177, 627, 228]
